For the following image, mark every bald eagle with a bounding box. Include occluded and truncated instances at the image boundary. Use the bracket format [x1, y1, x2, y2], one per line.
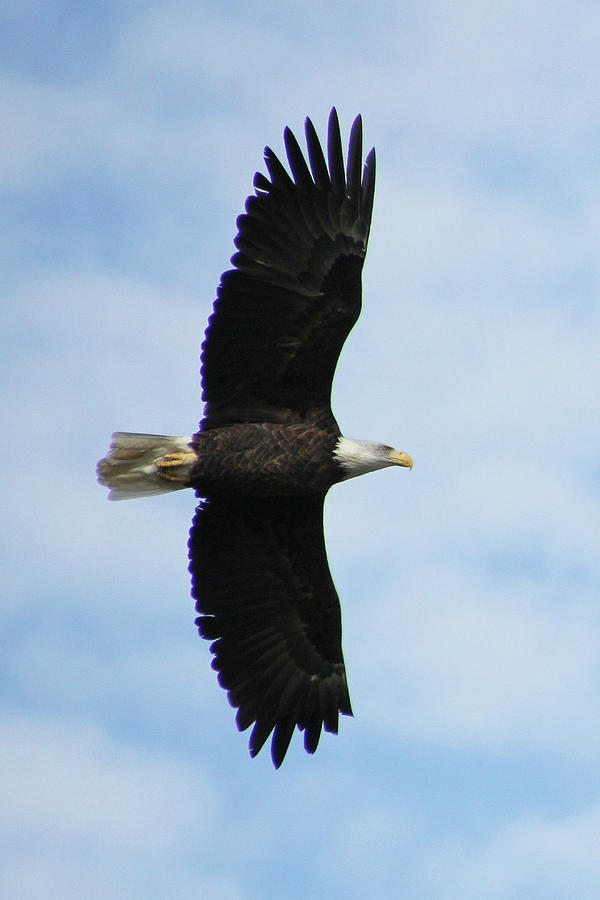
[97, 110, 412, 767]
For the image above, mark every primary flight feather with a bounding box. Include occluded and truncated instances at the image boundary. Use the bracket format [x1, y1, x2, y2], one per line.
[97, 109, 412, 767]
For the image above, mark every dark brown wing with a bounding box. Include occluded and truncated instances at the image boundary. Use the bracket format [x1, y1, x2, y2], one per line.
[188, 494, 352, 767]
[200, 108, 376, 429]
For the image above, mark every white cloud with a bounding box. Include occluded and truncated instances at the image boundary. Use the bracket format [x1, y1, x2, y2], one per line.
[327, 804, 414, 882]
[421, 803, 600, 899]
[0, 711, 244, 900]
[345, 562, 600, 760]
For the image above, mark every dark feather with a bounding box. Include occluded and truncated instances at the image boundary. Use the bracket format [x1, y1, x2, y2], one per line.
[188, 494, 353, 767]
[200, 107, 376, 429]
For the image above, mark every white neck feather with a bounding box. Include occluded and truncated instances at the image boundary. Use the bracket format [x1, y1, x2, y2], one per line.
[333, 436, 395, 480]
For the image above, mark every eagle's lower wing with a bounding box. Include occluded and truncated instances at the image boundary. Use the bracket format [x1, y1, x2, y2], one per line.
[200, 109, 375, 429]
[188, 494, 352, 767]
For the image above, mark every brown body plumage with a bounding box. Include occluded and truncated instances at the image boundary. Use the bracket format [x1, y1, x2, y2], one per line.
[188, 413, 341, 498]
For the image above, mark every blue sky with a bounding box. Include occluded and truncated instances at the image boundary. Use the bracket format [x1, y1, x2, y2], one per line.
[3, 1, 600, 897]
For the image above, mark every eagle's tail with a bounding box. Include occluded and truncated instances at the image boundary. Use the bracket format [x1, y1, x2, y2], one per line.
[97, 432, 197, 500]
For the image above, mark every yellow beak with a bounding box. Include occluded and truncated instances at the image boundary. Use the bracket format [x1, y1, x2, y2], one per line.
[388, 449, 413, 469]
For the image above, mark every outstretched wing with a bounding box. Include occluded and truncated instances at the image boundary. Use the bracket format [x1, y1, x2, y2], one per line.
[201, 108, 376, 429]
[188, 494, 352, 767]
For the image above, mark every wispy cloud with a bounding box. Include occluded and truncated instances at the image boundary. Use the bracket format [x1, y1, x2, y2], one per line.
[0, 711, 245, 900]
[420, 803, 600, 899]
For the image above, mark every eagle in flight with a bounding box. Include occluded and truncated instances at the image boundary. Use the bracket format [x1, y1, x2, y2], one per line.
[98, 109, 412, 767]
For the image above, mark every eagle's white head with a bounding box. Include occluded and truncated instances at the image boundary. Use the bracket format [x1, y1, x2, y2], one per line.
[333, 436, 413, 480]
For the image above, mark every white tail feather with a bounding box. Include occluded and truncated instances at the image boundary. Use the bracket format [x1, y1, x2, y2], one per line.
[97, 432, 196, 500]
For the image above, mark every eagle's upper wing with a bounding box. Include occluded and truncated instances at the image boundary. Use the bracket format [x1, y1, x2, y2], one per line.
[188, 494, 352, 767]
[200, 108, 375, 430]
